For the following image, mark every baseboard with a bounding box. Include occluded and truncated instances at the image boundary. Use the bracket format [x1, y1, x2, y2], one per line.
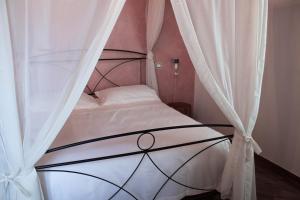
[255, 155, 300, 186]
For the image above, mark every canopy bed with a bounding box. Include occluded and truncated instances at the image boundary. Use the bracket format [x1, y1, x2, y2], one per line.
[35, 49, 233, 200]
[0, 0, 268, 200]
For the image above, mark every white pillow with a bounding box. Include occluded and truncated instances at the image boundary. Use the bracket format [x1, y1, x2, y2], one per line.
[75, 93, 100, 109]
[94, 85, 160, 106]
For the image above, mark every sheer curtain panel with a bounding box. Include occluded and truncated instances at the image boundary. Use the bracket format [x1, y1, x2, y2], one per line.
[145, 0, 165, 92]
[0, 0, 125, 199]
[171, 0, 268, 199]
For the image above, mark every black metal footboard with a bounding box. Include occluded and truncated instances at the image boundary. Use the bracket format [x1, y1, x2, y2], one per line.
[36, 124, 233, 200]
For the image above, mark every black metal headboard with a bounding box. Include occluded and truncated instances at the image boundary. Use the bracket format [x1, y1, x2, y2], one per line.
[85, 49, 147, 95]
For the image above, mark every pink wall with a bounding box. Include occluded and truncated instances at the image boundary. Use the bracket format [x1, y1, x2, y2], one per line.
[86, 0, 146, 92]
[105, 0, 146, 52]
[154, 0, 195, 105]
[89, 0, 195, 106]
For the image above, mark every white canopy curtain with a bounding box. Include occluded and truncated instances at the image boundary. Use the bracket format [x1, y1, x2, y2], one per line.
[145, 0, 165, 93]
[171, 0, 268, 200]
[0, 0, 125, 199]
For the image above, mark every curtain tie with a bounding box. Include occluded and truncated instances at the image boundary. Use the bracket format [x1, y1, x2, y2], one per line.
[243, 135, 262, 155]
[236, 133, 262, 162]
[0, 169, 31, 197]
[147, 51, 154, 60]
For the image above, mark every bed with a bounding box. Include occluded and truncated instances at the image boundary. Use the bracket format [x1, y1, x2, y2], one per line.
[36, 50, 232, 200]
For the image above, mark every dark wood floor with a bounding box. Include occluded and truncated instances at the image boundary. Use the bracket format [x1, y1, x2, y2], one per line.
[184, 156, 300, 200]
[255, 156, 300, 200]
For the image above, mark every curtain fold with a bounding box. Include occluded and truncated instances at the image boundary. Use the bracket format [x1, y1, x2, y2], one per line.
[171, 0, 268, 199]
[0, 0, 125, 199]
[145, 0, 165, 93]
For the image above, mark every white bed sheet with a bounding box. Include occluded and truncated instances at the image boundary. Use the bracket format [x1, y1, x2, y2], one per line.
[38, 100, 230, 200]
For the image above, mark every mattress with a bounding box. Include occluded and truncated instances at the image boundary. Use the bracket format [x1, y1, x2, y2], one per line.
[37, 100, 230, 200]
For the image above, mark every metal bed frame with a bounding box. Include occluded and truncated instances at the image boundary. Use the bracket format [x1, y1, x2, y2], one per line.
[36, 49, 233, 200]
[85, 49, 147, 95]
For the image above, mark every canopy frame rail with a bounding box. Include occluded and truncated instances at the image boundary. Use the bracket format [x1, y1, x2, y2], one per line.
[36, 124, 233, 200]
[85, 48, 147, 95]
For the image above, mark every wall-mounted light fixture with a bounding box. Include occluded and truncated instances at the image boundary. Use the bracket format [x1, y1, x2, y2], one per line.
[171, 58, 180, 76]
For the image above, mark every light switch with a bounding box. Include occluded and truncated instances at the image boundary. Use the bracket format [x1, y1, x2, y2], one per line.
[155, 63, 162, 68]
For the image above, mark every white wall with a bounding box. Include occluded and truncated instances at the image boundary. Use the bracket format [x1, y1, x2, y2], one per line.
[193, 0, 300, 177]
[253, 2, 300, 177]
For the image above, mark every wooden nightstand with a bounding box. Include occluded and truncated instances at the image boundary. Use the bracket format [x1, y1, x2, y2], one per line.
[167, 102, 192, 117]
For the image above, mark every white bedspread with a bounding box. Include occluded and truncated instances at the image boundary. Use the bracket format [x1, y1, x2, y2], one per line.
[37, 100, 230, 200]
